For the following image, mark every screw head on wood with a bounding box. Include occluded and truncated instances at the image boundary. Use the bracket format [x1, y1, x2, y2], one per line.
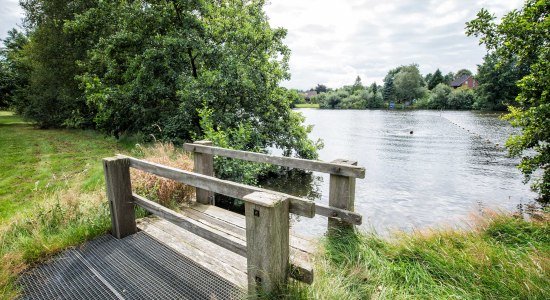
[254, 209, 260, 217]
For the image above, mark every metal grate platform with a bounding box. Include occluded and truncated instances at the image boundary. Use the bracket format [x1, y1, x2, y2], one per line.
[18, 232, 245, 299]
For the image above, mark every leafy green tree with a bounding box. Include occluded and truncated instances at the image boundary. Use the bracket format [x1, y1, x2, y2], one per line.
[0, 29, 29, 108]
[428, 69, 444, 90]
[428, 83, 452, 109]
[466, 0, 550, 203]
[352, 76, 363, 92]
[15, 0, 97, 128]
[288, 89, 305, 108]
[455, 69, 472, 79]
[383, 66, 402, 103]
[448, 88, 475, 109]
[424, 73, 433, 86]
[69, 0, 320, 159]
[473, 53, 525, 110]
[394, 64, 426, 102]
[314, 84, 327, 94]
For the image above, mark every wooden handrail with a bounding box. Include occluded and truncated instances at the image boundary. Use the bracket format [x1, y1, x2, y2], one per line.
[120, 155, 362, 224]
[182, 143, 366, 178]
[119, 155, 316, 218]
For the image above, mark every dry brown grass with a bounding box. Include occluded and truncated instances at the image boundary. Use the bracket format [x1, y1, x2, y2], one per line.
[131, 143, 195, 207]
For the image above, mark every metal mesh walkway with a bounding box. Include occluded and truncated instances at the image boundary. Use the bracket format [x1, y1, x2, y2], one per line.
[18, 232, 245, 300]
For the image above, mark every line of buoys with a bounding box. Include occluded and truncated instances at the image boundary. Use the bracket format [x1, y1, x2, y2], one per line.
[440, 114, 504, 150]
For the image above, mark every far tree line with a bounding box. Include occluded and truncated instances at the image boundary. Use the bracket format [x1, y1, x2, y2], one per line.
[292, 52, 523, 111]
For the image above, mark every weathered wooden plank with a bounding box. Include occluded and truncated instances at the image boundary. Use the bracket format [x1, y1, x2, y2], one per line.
[315, 203, 362, 225]
[245, 192, 289, 295]
[328, 159, 357, 231]
[186, 202, 317, 254]
[182, 143, 366, 178]
[103, 157, 137, 239]
[137, 218, 248, 288]
[134, 195, 314, 284]
[120, 155, 315, 218]
[132, 193, 247, 256]
[192, 141, 214, 204]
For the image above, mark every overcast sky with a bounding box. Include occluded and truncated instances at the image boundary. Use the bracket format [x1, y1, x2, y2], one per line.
[1, 0, 522, 89]
[264, 0, 523, 89]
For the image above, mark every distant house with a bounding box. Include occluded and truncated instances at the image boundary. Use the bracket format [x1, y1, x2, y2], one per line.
[302, 90, 318, 101]
[450, 75, 478, 89]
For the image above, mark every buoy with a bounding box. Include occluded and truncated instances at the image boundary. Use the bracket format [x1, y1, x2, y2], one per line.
[410, 131, 413, 134]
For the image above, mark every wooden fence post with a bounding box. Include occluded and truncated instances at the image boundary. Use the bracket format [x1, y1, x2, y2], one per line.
[103, 157, 137, 239]
[244, 192, 289, 297]
[328, 159, 357, 233]
[192, 140, 214, 204]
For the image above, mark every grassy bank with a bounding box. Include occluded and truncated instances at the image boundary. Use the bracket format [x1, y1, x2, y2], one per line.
[285, 213, 549, 299]
[1, 111, 548, 299]
[294, 103, 320, 108]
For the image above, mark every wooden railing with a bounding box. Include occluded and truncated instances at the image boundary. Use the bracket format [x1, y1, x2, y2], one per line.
[103, 142, 364, 296]
[183, 141, 365, 227]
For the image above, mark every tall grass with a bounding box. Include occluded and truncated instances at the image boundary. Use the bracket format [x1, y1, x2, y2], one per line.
[282, 212, 549, 299]
[130, 143, 195, 208]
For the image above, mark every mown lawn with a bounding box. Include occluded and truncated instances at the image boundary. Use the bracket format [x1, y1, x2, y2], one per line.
[294, 103, 320, 108]
[0, 112, 130, 221]
[1, 111, 548, 299]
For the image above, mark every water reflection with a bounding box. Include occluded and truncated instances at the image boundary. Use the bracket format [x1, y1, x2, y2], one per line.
[266, 110, 538, 237]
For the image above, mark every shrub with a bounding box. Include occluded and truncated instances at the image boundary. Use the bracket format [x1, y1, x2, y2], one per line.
[428, 83, 452, 109]
[447, 88, 475, 109]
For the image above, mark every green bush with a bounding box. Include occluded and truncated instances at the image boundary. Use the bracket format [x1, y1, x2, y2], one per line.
[427, 83, 452, 109]
[447, 88, 475, 109]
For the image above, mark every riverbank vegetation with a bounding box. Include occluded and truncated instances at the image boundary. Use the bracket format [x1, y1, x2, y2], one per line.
[287, 212, 549, 299]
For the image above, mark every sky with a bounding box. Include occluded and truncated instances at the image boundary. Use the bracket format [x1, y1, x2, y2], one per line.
[0, 0, 523, 89]
[264, 0, 523, 89]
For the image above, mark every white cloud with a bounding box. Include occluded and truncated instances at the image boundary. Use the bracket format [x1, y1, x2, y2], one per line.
[265, 0, 524, 89]
[0, 0, 24, 40]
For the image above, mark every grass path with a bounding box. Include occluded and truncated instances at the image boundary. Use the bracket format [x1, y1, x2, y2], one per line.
[0, 112, 128, 221]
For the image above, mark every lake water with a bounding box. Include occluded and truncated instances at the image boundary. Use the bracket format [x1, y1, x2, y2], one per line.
[262, 109, 537, 237]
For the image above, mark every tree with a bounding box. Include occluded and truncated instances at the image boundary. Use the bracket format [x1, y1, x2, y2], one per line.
[352, 75, 363, 92]
[78, 0, 320, 157]
[428, 69, 444, 90]
[369, 82, 378, 95]
[443, 72, 455, 84]
[15, 0, 98, 128]
[0, 29, 29, 108]
[455, 69, 472, 79]
[473, 52, 526, 110]
[314, 84, 327, 94]
[393, 64, 426, 102]
[383, 66, 402, 103]
[448, 89, 475, 109]
[466, 0, 550, 203]
[428, 83, 452, 109]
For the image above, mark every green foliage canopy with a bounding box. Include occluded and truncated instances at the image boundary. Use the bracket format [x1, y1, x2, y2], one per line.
[467, 0, 550, 203]
[8, 0, 321, 162]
